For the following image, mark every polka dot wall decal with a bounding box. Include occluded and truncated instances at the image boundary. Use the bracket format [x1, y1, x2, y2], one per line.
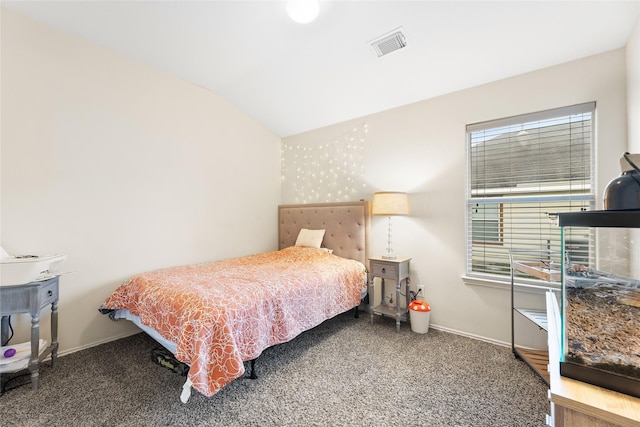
[282, 123, 367, 203]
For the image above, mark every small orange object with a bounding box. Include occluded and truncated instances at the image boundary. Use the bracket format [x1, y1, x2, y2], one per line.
[409, 300, 431, 312]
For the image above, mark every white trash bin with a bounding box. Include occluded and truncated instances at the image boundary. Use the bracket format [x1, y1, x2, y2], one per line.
[408, 300, 431, 334]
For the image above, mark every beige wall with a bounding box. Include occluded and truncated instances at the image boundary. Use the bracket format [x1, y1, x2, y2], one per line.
[626, 15, 640, 278]
[0, 9, 282, 353]
[283, 49, 627, 346]
[628, 15, 640, 153]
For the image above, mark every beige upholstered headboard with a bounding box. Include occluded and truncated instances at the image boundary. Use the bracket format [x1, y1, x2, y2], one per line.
[278, 201, 370, 268]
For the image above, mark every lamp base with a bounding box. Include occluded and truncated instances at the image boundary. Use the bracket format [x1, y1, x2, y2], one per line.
[381, 255, 397, 260]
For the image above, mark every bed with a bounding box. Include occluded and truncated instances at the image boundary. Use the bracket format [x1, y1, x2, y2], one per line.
[99, 201, 370, 402]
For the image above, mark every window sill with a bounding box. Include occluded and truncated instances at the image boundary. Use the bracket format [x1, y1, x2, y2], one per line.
[461, 275, 560, 294]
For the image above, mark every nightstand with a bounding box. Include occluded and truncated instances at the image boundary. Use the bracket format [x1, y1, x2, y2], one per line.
[368, 257, 411, 332]
[0, 276, 60, 390]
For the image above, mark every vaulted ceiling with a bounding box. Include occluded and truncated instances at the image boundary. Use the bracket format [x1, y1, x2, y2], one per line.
[3, 1, 639, 137]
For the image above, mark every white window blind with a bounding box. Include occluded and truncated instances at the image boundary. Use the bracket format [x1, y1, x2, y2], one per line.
[466, 102, 595, 280]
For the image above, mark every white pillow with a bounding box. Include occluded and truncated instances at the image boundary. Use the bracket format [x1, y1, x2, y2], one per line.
[295, 228, 326, 249]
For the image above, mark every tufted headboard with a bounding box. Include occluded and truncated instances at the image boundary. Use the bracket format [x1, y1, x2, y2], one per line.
[278, 201, 370, 268]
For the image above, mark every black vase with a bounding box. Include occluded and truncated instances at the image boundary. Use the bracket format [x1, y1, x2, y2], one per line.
[603, 169, 640, 210]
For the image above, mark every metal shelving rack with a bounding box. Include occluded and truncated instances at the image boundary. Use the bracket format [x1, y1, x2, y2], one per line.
[510, 249, 561, 384]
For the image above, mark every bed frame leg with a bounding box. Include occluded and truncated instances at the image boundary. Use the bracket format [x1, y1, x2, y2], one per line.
[249, 359, 257, 379]
[354, 306, 360, 318]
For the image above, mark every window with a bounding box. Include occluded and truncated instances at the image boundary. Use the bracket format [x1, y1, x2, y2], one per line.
[471, 203, 502, 244]
[466, 102, 595, 280]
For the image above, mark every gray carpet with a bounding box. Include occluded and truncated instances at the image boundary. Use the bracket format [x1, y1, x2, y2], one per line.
[0, 312, 549, 426]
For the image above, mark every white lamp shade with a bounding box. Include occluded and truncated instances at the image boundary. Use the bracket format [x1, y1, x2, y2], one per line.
[371, 192, 410, 216]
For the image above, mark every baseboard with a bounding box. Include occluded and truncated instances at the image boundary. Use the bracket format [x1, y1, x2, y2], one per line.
[55, 331, 141, 358]
[428, 323, 510, 348]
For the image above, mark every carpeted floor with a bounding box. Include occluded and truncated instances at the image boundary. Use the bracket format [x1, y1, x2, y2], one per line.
[0, 312, 549, 426]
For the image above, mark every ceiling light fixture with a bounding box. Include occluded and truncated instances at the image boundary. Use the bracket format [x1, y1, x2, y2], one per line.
[287, 0, 320, 24]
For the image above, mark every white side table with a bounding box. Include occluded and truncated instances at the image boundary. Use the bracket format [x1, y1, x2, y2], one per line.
[0, 276, 60, 390]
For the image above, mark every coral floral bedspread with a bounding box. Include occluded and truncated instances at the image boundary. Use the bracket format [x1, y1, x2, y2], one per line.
[100, 246, 366, 397]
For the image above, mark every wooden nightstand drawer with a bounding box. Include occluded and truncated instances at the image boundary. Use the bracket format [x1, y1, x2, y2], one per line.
[371, 262, 398, 280]
[40, 280, 59, 307]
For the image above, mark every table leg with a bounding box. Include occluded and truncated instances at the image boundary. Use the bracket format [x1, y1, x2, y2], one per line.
[51, 300, 58, 368]
[405, 277, 411, 328]
[1, 316, 9, 345]
[29, 312, 40, 390]
[396, 279, 401, 333]
[368, 276, 373, 324]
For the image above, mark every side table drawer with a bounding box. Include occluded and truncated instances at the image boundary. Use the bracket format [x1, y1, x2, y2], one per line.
[39, 280, 59, 307]
[371, 262, 398, 280]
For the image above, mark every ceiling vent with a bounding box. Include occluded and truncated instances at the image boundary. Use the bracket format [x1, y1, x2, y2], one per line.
[369, 27, 407, 58]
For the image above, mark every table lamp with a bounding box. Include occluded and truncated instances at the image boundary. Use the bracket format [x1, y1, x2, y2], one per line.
[371, 191, 410, 259]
